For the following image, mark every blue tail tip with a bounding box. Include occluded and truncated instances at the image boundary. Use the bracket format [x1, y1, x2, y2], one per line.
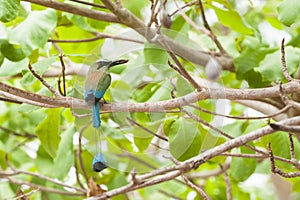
[92, 153, 107, 172]
[92, 121, 101, 128]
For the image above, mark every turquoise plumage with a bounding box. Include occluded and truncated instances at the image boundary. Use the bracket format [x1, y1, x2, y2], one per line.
[84, 59, 128, 172]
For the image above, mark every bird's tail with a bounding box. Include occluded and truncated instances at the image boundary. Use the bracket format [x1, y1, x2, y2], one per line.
[92, 102, 101, 128]
[92, 152, 107, 172]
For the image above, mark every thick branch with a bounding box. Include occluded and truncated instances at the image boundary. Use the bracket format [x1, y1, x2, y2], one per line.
[1, 81, 300, 112]
[22, 0, 119, 23]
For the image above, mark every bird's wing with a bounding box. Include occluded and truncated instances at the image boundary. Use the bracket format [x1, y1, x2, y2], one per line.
[96, 74, 111, 97]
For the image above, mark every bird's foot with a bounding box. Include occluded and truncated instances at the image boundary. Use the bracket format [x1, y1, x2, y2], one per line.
[99, 98, 108, 106]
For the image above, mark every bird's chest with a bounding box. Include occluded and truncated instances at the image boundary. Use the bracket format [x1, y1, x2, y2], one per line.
[89, 71, 104, 81]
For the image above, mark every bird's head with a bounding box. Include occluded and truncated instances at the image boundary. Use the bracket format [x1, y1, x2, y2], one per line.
[96, 59, 129, 70]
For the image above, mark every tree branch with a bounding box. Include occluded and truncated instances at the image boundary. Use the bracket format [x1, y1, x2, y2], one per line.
[22, 0, 119, 23]
[1, 81, 300, 113]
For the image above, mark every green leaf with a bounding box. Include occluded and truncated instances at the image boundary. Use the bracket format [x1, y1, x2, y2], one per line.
[133, 120, 162, 152]
[243, 69, 269, 88]
[211, 6, 254, 35]
[0, 41, 25, 61]
[110, 80, 132, 102]
[122, 0, 149, 18]
[176, 76, 194, 96]
[0, 149, 7, 169]
[163, 117, 176, 135]
[0, 0, 20, 22]
[53, 125, 75, 179]
[119, 55, 147, 88]
[0, 24, 25, 62]
[234, 39, 277, 87]
[168, 118, 202, 161]
[144, 43, 168, 65]
[147, 81, 172, 102]
[230, 146, 257, 182]
[36, 145, 54, 175]
[9, 9, 57, 56]
[256, 46, 300, 82]
[234, 47, 276, 79]
[35, 109, 61, 158]
[278, 0, 300, 26]
[133, 83, 160, 102]
[0, 58, 28, 76]
[0, 23, 7, 40]
[64, 13, 96, 32]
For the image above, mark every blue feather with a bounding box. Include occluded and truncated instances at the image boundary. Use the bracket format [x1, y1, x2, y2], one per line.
[84, 89, 107, 128]
[92, 102, 100, 128]
[94, 90, 106, 100]
[92, 153, 107, 172]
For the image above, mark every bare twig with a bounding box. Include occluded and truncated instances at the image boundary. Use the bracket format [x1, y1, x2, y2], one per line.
[159, 155, 210, 199]
[8, 187, 39, 200]
[69, 0, 106, 9]
[48, 32, 143, 44]
[58, 55, 67, 96]
[147, 0, 160, 27]
[2, 155, 86, 193]
[187, 161, 230, 179]
[167, 55, 202, 91]
[268, 143, 300, 178]
[77, 123, 90, 184]
[198, 0, 226, 54]
[220, 164, 232, 200]
[126, 117, 168, 142]
[0, 126, 36, 139]
[270, 123, 300, 133]
[182, 175, 210, 200]
[189, 104, 291, 120]
[289, 134, 297, 161]
[28, 63, 61, 97]
[74, 156, 86, 190]
[0, 96, 22, 104]
[116, 152, 157, 170]
[173, 0, 208, 35]
[220, 152, 267, 159]
[281, 38, 293, 82]
[278, 82, 300, 111]
[158, 190, 183, 200]
[170, 1, 198, 16]
[0, 169, 86, 193]
[5, 177, 85, 196]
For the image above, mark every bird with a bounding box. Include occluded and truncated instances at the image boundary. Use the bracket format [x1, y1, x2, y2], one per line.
[84, 59, 129, 172]
[84, 59, 129, 128]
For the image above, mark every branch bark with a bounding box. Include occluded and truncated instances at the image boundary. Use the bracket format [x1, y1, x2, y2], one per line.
[1, 81, 300, 113]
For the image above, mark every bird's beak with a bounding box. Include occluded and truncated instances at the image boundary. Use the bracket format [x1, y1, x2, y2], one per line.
[108, 59, 129, 68]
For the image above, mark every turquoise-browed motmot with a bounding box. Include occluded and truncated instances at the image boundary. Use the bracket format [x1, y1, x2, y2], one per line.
[84, 59, 128, 172]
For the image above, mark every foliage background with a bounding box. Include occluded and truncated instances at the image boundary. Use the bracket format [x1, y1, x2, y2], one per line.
[1, 0, 300, 199]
